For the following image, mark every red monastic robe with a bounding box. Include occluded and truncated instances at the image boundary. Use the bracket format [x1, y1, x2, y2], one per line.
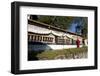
[76, 39, 80, 48]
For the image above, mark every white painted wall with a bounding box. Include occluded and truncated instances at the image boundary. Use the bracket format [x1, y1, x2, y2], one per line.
[29, 44, 82, 51]
[49, 45, 82, 50]
[28, 24, 51, 34]
[28, 24, 77, 37]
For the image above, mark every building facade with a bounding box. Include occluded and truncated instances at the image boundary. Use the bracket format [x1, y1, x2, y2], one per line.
[28, 19, 85, 51]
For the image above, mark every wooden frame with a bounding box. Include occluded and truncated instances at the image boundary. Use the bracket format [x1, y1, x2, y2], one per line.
[11, 1, 98, 74]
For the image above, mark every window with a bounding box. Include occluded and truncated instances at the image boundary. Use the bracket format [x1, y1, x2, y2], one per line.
[43, 37, 45, 41]
[66, 39, 70, 45]
[28, 34, 54, 43]
[28, 35, 33, 41]
[34, 35, 36, 41]
[71, 39, 76, 45]
[37, 36, 40, 41]
[57, 37, 65, 44]
[39, 36, 42, 41]
[49, 38, 53, 42]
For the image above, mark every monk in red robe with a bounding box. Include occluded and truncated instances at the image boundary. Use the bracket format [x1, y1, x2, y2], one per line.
[76, 38, 80, 48]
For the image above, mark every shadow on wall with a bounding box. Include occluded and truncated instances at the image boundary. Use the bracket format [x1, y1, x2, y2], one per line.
[28, 42, 52, 61]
